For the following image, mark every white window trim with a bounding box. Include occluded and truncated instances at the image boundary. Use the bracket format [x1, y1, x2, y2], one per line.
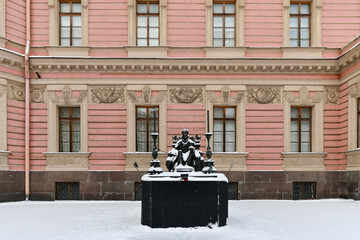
[48, 0, 89, 46]
[206, 0, 245, 47]
[0, 78, 7, 151]
[128, 0, 167, 46]
[283, 0, 322, 47]
[348, 79, 360, 150]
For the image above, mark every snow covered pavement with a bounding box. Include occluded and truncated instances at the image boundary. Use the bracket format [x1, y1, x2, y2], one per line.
[0, 199, 359, 240]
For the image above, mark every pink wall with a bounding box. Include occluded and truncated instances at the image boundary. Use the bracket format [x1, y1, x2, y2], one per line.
[7, 99, 25, 171]
[246, 104, 284, 170]
[30, 0, 49, 46]
[6, 0, 26, 45]
[88, 104, 127, 170]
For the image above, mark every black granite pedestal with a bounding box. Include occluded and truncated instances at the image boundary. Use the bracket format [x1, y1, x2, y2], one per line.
[141, 172, 228, 228]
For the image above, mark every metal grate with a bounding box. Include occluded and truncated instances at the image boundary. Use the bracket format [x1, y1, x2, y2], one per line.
[228, 182, 238, 200]
[56, 182, 80, 200]
[293, 182, 316, 200]
[135, 182, 142, 201]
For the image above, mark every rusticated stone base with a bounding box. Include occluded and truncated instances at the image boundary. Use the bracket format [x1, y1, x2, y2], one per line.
[1, 170, 360, 202]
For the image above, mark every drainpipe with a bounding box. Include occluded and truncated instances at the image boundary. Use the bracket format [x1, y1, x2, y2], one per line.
[25, 0, 31, 201]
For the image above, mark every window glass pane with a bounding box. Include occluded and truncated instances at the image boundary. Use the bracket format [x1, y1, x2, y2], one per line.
[72, 108, 80, 118]
[213, 16, 223, 27]
[225, 143, 235, 152]
[61, 143, 70, 152]
[213, 39, 223, 47]
[72, 121, 80, 132]
[225, 121, 235, 131]
[213, 28, 223, 38]
[290, 4, 298, 14]
[301, 121, 310, 131]
[60, 3, 70, 13]
[72, 27, 81, 38]
[214, 120, 223, 131]
[225, 4, 235, 14]
[225, 39, 234, 47]
[137, 27, 147, 38]
[149, 39, 159, 46]
[214, 143, 223, 152]
[290, 17, 298, 28]
[291, 142, 298, 152]
[60, 108, 70, 118]
[214, 108, 224, 118]
[290, 39, 298, 47]
[137, 132, 147, 142]
[137, 108, 147, 118]
[301, 143, 310, 152]
[214, 4, 223, 14]
[73, 16, 81, 27]
[225, 17, 234, 27]
[225, 132, 235, 142]
[149, 108, 158, 118]
[149, 4, 159, 13]
[300, 4, 310, 14]
[301, 108, 310, 118]
[149, 28, 159, 38]
[72, 143, 80, 152]
[301, 132, 310, 142]
[225, 28, 235, 39]
[149, 120, 156, 132]
[137, 16, 147, 27]
[72, 38, 81, 46]
[61, 16, 70, 27]
[291, 108, 299, 118]
[137, 120, 146, 131]
[301, 17, 309, 28]
[291, 121, 298, 131]
[225, 108, 235, 118]
[301, 29, 309, 39]
[61, 27, 70, 38]
[214, 132, 223, 142]
[300, 39, 310, 47]
[291, 131, 298, 142]
[61, 131, 70, 143]
[149, 16, 159, 27]
[137, 3, 147, 13]
[290, 29, 298, 39]
[72, 3, 82, 13]
[61, 38, 70, 46]
[137, 142, 146, 152]
[137, 39, 147, 46]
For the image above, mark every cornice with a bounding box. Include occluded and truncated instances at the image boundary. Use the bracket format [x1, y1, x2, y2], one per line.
[0, 48, 25, 70]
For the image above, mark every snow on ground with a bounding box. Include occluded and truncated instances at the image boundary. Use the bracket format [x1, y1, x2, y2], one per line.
[0, 199, 360, 240]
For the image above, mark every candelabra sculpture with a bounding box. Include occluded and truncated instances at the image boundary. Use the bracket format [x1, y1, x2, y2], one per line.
[148, 112, 162, 174]
[202, 110, 216, 173]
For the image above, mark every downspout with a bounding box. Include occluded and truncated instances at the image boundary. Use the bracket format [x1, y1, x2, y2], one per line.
[25, 0, 31, 200]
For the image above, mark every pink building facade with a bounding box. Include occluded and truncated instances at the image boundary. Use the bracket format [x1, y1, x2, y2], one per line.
[0, 0, 359, 201]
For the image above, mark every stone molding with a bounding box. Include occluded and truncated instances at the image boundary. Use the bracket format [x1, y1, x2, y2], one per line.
[89, 87, 125, 104]
[212, 152, 248, 171]
[127, 86, 166, 105]
[347, 82, 360, 149]
[247, 88, 281, 104]
[325, 87, 340, 104]
[8, 84, 25, 102]
[282, 152, 327, 171]
[169, 87, 204, 104]
[30, 89, 45, 103]
[124, 152, 167, 171]
[207, 89, 245, 104]
[0, 150, 10, 171]
[44, 152, 90, 171]
[345, 149, 360, 171]
[284, 87, 324, 105]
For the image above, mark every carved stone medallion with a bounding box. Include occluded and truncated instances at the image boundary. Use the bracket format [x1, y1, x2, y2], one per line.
[247, 88, 280, 104]
[91, 87, 125, 103]
[325, 88, 340, 104]
[9, 85, 25, 101]
[169, 88, 203, 104]
[31, 90, 45, 103]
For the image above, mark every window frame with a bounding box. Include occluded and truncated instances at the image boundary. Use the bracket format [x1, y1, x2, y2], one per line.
[58, 107, 81, 152]
[289, 1, 311, 47]
[136, 0, 160, 46]
[212, 0, 236, 47]
[136, 106, 159, 152]
[59, 0, 82, 46]
[291, 106, 312, 152]
[213, 106, 236, 152]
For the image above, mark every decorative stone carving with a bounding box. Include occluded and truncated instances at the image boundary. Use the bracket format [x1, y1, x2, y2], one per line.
[91, 87, 125, 103]
[127, 90, 138, 102]
[349, 83, 360, 98]
[247, 88, 280, 104]
[0, 88, 6, 98]
[62, 85, 72, 105]
[222, 87, 230, 103]
[284, 92, 295, 103]
[142, 85, 151, 104]
[325, 88, 340, 104]
[169, 88, 203, 104]
[312, 92, 324, 103]
[299, 87, 309, 104]
[156, 91, 167, 103]
[31, 90, 45, 103]
[235, 91, 245, 103]
[47, 91, 59, 103]
[284, 87, 324, 104]
[77, 90, 88, 103]
[9, 85, 25, 101]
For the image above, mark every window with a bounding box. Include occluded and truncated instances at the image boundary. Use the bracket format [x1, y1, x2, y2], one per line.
[213, 1, 235, 47]
[59, 107, 80, 152]
[137, 1, 159, 46]
[290, 2, 310, 47]
[228, 182, 238, 200]
[56, 182, 80, 200]
[136, 106, 159, 152]
[358, 99, 360, 147]
[293, 182, 316, 200]
[135, 182, 142, 201]
[214, 106, 236, 152]
[291, 107, 311, 152]
[60, 0, 82, 46]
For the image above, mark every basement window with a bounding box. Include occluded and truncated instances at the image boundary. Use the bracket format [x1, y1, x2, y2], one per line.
[293, 182, 316, 200]
[228, 182, 238, 200]
[56, 182, 80, 200]
[135, 182, 142, 201]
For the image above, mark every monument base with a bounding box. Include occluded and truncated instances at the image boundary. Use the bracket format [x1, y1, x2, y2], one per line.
[141, 172, 228, 228]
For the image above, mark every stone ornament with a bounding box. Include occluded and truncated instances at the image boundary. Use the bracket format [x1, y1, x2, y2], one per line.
[90, 87, 125, 103]
[349, 83, 360, 98]
[62, 85, 72, 105]
[284, 87, 324, 104]
[8, 85, 25, 101]
[0, 88, 6, 98]
[31, 90, 45, 103]
[247, 88, 281, 104]
[169, 88, 203, 104]
[142, 85, 151, 104]
[207, 89, 245, 104]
